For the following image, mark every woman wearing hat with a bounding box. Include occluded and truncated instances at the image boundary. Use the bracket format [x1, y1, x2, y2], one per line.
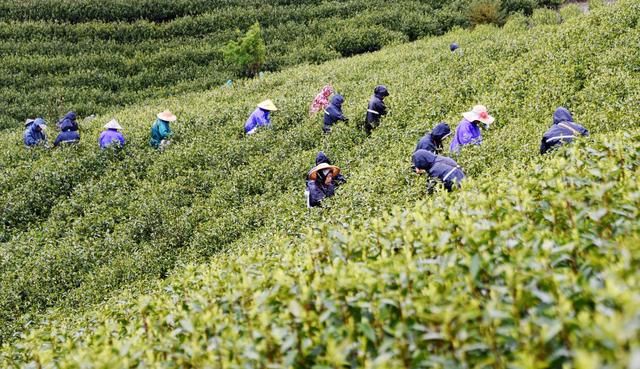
[99, 119, 126, 149]
[306, 152, 343, 207]
[150, 110, 177, 149]
[245, 99, 277, 135]
[450, 105, 494, 153]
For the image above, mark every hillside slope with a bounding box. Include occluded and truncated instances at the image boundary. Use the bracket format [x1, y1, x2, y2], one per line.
[1, 0, 639, 366]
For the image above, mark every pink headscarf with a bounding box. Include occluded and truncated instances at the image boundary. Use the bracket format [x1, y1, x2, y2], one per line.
[309, 84, 334, 114]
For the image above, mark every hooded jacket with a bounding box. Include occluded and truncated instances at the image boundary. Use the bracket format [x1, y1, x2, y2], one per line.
[416, 122, 451, 154]
[23, 118, 47, 147]
[54, 120, 80, 146]
[323, 95, 347, 131]
[150, 119, 173, 148]
[450, 118, 482, 153]
[57, 111, 79, 132]
[99, 129, 126, 149]
[365, 85, 389, 133]
[540, 107, 589, 154]
[412, 149, 465, 192]
[245, 107, 271, 134]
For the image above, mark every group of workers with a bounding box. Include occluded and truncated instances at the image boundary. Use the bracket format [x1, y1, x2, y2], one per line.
[22, 110, 178, 151]
[303, 83, 589, 206]
[20, 69, 589, 209]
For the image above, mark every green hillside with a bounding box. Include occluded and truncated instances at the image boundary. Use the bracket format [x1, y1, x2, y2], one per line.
[1, 0, 639, 367]
[0, 0, 547, 130]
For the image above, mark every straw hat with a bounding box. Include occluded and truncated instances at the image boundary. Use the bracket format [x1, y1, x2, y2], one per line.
[308, 163, 340, 181]
[24, 118, 35, 126]
[257, 99, 278, 111]
[157, 110, 177, 122]
[104, 119, 123, 130]
[462, 105, 494, 125]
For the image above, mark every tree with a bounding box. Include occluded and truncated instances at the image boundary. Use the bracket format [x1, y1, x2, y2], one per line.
[222, 22, 266, 78]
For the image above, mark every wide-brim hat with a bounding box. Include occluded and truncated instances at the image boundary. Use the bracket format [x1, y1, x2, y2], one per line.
[24, 118, 35, 126]
[462, 105, 495, 125]
[104, 119, 123, 130]
[157, 110, 177, 122]
[257, 99, 278, 111]
[308, 163, 340, 181]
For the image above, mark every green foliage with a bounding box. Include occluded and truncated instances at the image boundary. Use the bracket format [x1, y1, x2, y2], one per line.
[222, 23, 266, 78]
[468, 0, 505, 26]
[0, 0, 639, 366]
[560, 4, 584, 20]
[503, 12, 530, 31]
[531, 8, 562, 25]
[588, 0, 605, 10]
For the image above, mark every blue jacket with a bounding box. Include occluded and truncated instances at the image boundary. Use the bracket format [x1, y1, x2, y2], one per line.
[364, 85, 388, 132]
[450, 118, 482, 153]
[540, 107, 589, 154]
[54, 120, 80, 147]
[416, 122, 451, 154]
[323, 95, 347, 130]
[150, 119, 172, 148]
[99, 129, 126, 149]
[412, 149, 465, 192]
[23, 118, 47, 147]
[244, 108, 271, 134]
[57, 111, 79, 132]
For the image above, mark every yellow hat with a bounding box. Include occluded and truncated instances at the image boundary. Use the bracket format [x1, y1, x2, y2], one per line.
[257, 99, 278, 111]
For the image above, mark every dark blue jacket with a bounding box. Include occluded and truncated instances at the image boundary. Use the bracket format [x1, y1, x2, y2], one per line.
[57, 111, 79, 132]
[364, 85, 389, 133]
[306, 178, 336, 207]
[23, 118, 47, 147]
[415, 122, 451, 154]
[540, 107, 589, 154]
[54, 120, 80, 147]
[412, 149, 465, 192]
[323, 95, 347, 131]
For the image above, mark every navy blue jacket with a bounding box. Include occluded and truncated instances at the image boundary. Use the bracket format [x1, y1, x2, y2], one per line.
[57, 111, 79, 132]
[306, 152, 346, 207]
[540, 107, 589, 154]
[323, 95, 347, 131]
[364, 85, 388, 133]
[54, 120, 80, 147]
[415, 122, 451, 154]
[412, 149, 465, 192]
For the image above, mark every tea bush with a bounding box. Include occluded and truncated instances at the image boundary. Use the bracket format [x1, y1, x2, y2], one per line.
[0, 0, 553, 131]
[0, 0, 638, 366]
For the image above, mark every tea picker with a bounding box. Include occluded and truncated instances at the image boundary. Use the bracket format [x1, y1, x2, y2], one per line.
[450, 105, 494, 154]
[150, 110, 177, 150]
[540, 107, 589, 155]
[412, 149, 465, 193]
[415, 122, 451, 155]
[364, 85, 389, 135]
[322, 94, 349, 134]
[23, 118, 48, 147]
[305, 152, 346, 208]
[244, 99, 277, 135]
[99, 119, 126, 149]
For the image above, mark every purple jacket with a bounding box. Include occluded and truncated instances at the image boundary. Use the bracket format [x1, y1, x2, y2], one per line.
[98, 129, 125, 149]
[244, 108, 271, 134]
[450, 118, 482, 153]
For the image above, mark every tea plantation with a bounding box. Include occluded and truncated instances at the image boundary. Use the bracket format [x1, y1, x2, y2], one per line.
[1, 0, 639, 367]
[0, 0, 549, 131]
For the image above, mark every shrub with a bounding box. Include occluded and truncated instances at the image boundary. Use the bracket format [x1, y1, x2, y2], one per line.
[560, 4, 584, 20]
[503, 12, 530, 31]
[468, 0, 504, 26]
[530, 8, 562, 25]
[222, 22, 266, 78]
